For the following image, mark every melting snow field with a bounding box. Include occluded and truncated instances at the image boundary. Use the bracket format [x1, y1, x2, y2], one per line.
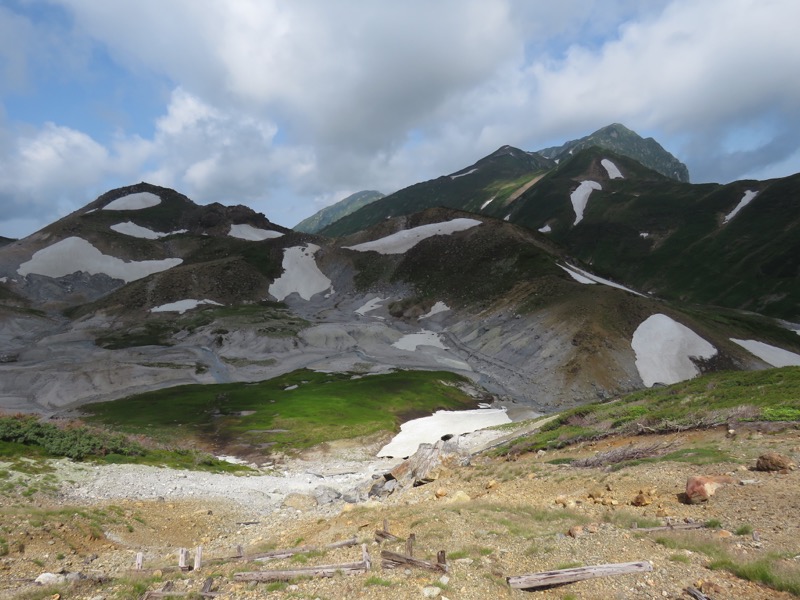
[103, 192, 161, 211]
[538, 224, 552, 233]
[354, 297, 386, 316]
[392, 330, 448, 351]
[723, 190, 758, 223]
[419, 301, 450, 320]
[730, 338, 800, 367]
[480, 196, 496, 210]
[228, 224, 284, 241]
[268, 244, 331, 301]
[111, 222, 186, 240]
[570, 181, 602, 225]
[377, 408, 511, 457]
[632, 314, 717, 387]
[450, 168, 478, 180]
[344, 218, 482, 255]
[17, 237, 182, 283]
[150, 299, 222, 314]
[559, 263, 645, 296]
[601, 159, 623, 179]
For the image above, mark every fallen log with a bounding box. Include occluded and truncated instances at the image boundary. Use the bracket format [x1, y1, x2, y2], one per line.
[381, 549, 447, 573]
[631, 522, 706, 532]
[685, 587, 712, 600]
[250, 536, 358, 561]
[234, 544, 371, 582]
[507, 560, 653, 590]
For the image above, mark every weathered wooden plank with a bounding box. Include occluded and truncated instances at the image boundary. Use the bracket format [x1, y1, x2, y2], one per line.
[632, 522, 706, 532]
[507, 561, 653, 590]
[381, 550, 447, 573]
[685, 587, 712, 600]
[233, 560, 369, 582]
[193, 546, 203, 571]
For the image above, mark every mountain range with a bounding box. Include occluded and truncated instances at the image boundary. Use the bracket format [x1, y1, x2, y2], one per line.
[0, 123, 798, 423]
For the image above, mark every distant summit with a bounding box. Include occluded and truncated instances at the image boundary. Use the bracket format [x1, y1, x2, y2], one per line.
[537, 123, 690, 182]
[294, 190, 384, 234]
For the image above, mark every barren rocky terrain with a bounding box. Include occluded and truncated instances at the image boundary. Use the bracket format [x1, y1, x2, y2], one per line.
[2, 425, 798, 599]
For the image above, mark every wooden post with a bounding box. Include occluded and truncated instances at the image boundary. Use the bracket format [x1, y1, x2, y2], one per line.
[406, 533, 415, 557]
[507, 561, 653, 590]
[235, 544, 244, 558]
[135, 552, 144, 570]
[362, 544, 371, 571]
[194, 546, 203, 571]
[383, 518, 389, 533]
[437, 550, 447, 572]
[178, 548, 188, 569]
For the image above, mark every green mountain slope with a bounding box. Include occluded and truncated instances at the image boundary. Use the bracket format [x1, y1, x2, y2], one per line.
[509, 147, 800, 319]
[294, 190, 385, 233]
[538, 123, 690, 182]
[320, 146, 554, 237]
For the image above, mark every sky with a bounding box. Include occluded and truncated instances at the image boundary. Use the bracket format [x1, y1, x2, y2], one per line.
[1, 0, 799, 238]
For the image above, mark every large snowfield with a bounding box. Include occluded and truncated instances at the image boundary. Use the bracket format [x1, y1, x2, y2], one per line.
[730, 338, 800, 367]
[631, 314, 718, 387]
[559, 263, 645, 296]
[17, 237, 182, 283]
[601, 158, 623, 179]
[268, 244, 332, 301]
[228, 224, 284, 241]
[392, 330, 448, 351]
[344, 218, 482, 254]
[110, 221, 186, 239]
[570, 181, 602, 225]
[103, 192, 161, 211]
[150, 299, 222, 314]
[377, 408, 511, 458]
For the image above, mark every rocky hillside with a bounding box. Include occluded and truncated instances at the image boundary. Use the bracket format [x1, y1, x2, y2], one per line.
[294, 190, 385, 233]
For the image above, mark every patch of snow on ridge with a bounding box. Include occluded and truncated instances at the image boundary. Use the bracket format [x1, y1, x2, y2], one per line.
[480, 196, 496, 210]
[151, 299, 222, 314]
[723, 190, 758, 223]
[110, 222, 186, 239]
[17, 237, 182, 283]
[632, 314, 717, 387]
[419, 301, 450, 320]
[601, 159, 623, 179]
[450, 168, 478, 180]
[377, 408, 511, 458]
[392, 330, 448, 351]
[355, 297, 386, 316]
[559, 263, 645, 296]
[730, 338, 800, 367]
[268, 244, 331, 301]
[229, 224, 284, 241]
[103, 192, 161, 211]
[640, 232, 650, 239]
[570, 181, 602, 225]
[538, 224, 552, 233]
[343, 218, 481, 255]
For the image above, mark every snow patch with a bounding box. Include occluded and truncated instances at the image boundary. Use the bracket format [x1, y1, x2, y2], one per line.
[0, 277, 6, 283]
[480, 196, 496, 210]
[639, 232, 650, 239]
[229, 224, 284, 241]
[392, 330, 448, 351]
[151, 299, 222, 314]
[355, 297, 386, 316]
[570, 180, 602, 225]
[450, 168, 478, 180]
[559, 263, 645, 296]
[419, 301, 450, 320]
[343, 218, 481, 255]
[110, 221, 186, 240]
[268, 244, 331, 301]
[730, 338, 800, 367]
[377, 408, 510, 457]
[17, 237, 182, 283]
[103, 192, 161, 211]
[601, 159, 623, 179]
[632, 314, 717, 387]
[538, 224, 552, 233]
[723, 190, 758, 223]
[504, 214, 510, 221]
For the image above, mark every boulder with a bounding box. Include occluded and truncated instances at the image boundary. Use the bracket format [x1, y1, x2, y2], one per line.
[684, 475, 736, 504]
[755, 452, 796, 472]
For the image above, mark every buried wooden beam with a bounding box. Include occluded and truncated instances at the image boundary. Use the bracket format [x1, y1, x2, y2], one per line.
[375, 519, 401, 543]
[381, 549, 447, 573]
[508, 561, 653, 590]
[631, 522, 707, 533]
[250, 536, 359, 561]
[234, 544, 371, 582]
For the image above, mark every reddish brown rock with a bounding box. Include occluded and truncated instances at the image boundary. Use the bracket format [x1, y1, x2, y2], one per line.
[755, 452, 796, 472]
[684, 475, 736, 504]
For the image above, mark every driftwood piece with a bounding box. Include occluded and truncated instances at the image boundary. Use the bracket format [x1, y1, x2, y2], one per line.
[685, 587, 712, 600]
[251, 536, 359, 561]
[631, 522, 706, 533]
[375, 518, 402, 543]
[381, 549, 448, 573]
[234, 545, 371, 582]
[507, 561, 653, 590]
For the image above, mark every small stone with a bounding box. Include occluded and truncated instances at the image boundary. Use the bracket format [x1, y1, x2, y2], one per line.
[422, 585, 441, 598]
[485, 480, 498, 490]
[439, 574, 450, 585]
[568, 525, 584, 538]
[446, 491, 471, 504]
[716, 529, 733, 539]
[35, 573, 66, 585]
[434, 488, 448, 498]
[684, 475, 735, 504]
[586, 523, 599, 534]
[287, 585, 299, 591]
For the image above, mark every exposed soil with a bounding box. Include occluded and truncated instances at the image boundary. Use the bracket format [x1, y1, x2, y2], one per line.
[2, 426, 799, 599]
